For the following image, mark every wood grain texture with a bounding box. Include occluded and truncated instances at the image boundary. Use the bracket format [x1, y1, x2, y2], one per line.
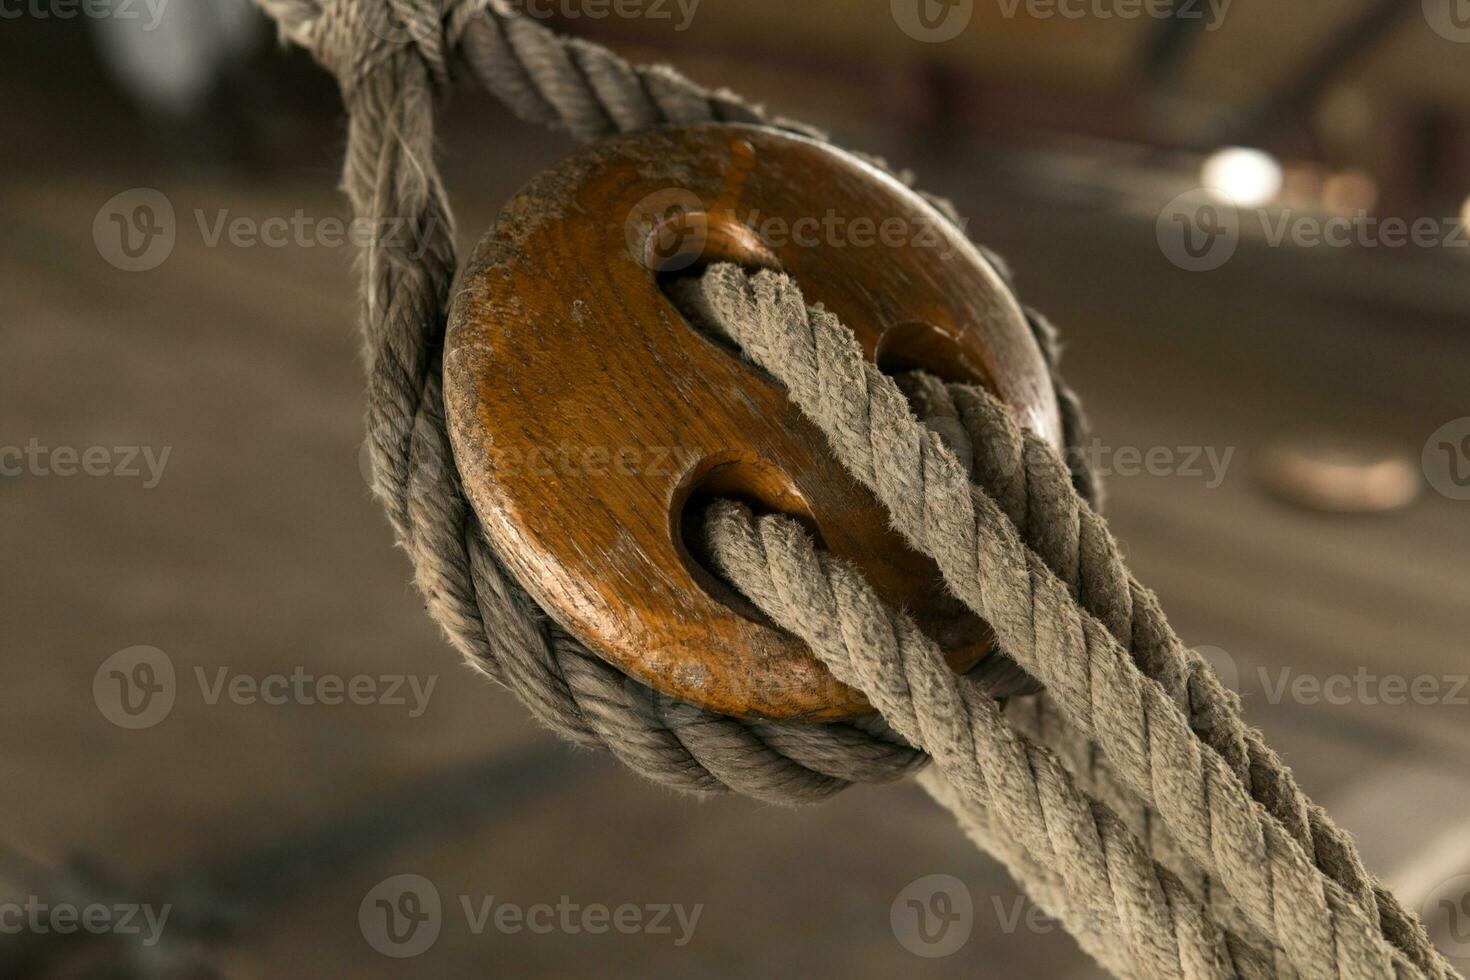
[445, 124, 1061, 719]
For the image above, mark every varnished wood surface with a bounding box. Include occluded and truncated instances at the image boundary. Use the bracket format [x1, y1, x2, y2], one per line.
[445, 124, 1061, 720]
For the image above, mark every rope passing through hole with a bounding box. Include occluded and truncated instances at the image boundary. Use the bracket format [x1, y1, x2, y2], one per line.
[253, 2, 1461, 977]
[681, 263, 1456, 980]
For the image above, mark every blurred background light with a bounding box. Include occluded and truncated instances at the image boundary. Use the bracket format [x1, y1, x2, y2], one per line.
[1201, 147, 1284, 208]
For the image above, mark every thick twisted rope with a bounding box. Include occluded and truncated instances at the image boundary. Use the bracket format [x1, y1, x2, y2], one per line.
[253, 2, 1454, 976]
[256, 0, 1109, 804]
[674, 264, 1457, 979]
[895, 362, 1450, 980]
[1001, 691, 1267, 951]
[258, 0, 957, 802]
[705, 500, 1290, 980]
[914, 765, 1156, 979]
[900, 365, 1452, 977]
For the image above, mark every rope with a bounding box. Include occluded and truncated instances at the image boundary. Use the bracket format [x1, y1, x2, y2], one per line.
[254, 0, 1100, 802]
[897, 365, 1450, 978]
[250, 2, 1455, 976]
[1002, 691, 1265, 951]
[258, 0, 944, 803]
[705, 500, 1287, 980]
[673, 264, 1458, 979]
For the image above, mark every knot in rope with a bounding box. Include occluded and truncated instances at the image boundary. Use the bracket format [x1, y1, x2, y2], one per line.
[260, 0, 481, 93]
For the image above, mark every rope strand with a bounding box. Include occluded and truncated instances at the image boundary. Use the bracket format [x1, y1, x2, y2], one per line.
[673, 263, 1457, 980]
[703, 500, 1284, 980]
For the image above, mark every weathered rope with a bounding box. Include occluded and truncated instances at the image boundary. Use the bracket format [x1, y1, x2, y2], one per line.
[901, 363, 1451, 977]
[675, 264, 1458, 980]
[258, 0, 948, 802]
[705, 500, 1288, 980]
[1002, 691, 1266, 952]
[252, 2, 1454, 976]
[913, 765, 1152, 979]
[256, 0, 1103, 804]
